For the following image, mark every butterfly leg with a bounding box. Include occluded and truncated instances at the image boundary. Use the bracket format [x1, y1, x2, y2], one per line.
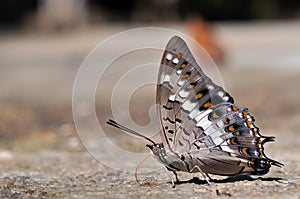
[163, 166, 176, 188]
[172, 170, 179, 182]
[205, 173, 213, 182]
[190, 166, 211, 184]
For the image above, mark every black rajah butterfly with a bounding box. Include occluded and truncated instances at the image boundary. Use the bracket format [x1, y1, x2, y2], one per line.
[107, 36, 283, 187]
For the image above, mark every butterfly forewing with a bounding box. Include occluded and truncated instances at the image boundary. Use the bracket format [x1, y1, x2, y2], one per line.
[157, 36, 233, 153]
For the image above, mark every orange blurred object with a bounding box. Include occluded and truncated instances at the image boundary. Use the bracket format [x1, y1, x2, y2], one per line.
[187, 17, 225, 65]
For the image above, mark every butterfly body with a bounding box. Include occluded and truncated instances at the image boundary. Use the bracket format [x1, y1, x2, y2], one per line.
[149, 145, 248, 176]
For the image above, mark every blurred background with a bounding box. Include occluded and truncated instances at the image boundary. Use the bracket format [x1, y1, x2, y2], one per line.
[0, 0, 300, 161]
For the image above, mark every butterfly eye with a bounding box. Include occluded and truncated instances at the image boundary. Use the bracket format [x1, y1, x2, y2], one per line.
[152, 145, 160, 153]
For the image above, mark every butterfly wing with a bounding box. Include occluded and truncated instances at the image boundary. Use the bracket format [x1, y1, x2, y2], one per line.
[157, 36, 282, 175]
[157, 36, 233, 154]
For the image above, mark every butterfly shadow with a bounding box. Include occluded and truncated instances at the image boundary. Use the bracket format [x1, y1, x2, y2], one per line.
[174, 175, 283, 186]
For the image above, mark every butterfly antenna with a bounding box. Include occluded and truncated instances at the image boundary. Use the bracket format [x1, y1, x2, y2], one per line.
[106, 119, 156, 145]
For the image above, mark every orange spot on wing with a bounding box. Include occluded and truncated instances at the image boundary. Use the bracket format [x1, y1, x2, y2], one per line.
[195, 93, 203, 99]
[203, 102, 212, 108]
[232, 105, 238, 111]
[212, 112, 219, 119]
[256, 138, 262, 147]
[243, 111, 248, 118]
[234, 131, 241, 136]
[230, 137, 238, 145]
[252, 129, 258, 136]
[177, 54, 182, 58]
[224, 118, 230, 124]
[259, 149, 264, 158]
[246, 120, 252, 127]
[250, 159, 255, 167]
[228, 125, 235, 131]
[184, 73, 190, 78]
[188, 84, 195, 89]
[181, 63, 186, 68]
[242, 147, 249, 155]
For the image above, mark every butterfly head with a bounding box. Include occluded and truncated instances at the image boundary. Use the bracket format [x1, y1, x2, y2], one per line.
[146, 143, 164, 155]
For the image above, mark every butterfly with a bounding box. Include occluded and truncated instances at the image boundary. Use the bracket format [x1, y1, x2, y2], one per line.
[107, 36, 283, 187]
